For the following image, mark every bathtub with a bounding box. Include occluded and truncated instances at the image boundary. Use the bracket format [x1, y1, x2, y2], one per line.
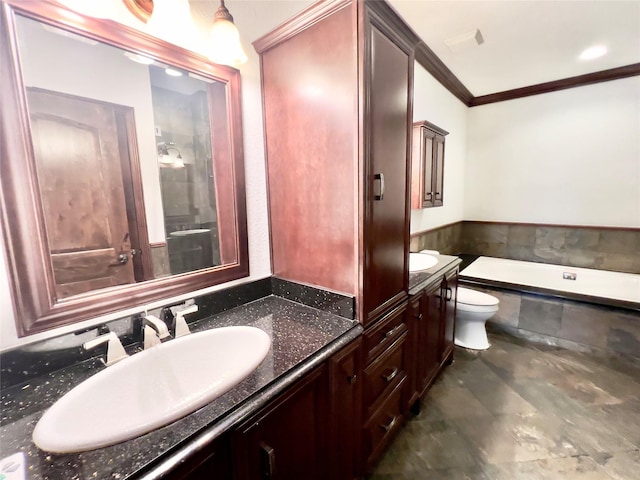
[460, 256, 640, 309]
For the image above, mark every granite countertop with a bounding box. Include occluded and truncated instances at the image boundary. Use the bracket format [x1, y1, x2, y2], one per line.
[408, 254, 463, 295]
[0, 296, 360, 480]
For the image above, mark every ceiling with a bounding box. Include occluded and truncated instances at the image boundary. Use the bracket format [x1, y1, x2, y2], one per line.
[389, 0, 640, 97]
[193, 1, 639, 98]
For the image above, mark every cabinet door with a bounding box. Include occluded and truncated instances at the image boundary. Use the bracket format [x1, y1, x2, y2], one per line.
[363, 7, 412, 324]
[440, 271, 458, 363]
[166, 436, 232, 479]
[422, 283, 443, 394]
[233, 366, 328, 480]
[329, 338, 363, 480]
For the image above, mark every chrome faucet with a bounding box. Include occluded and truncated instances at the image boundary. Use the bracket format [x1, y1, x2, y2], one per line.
[143, 314, 170, 349]
[84, 331, 129, 366]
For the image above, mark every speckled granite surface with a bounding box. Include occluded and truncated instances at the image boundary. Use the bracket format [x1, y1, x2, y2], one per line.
[0, 295, 360, 479]
[408, 254, 462, 296]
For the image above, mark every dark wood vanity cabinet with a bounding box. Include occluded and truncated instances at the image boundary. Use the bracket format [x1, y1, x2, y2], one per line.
[361, 304, 409, 471]
[407, 282, 442, 409]
[439, 270, 458, 363]
[167, 436, 232, 479]
[328, 338, 363, 480]
[254, 0, 417, 328]
[411, 121, 449, 209]
[236, 339, 364, 480]
[406, 267, 459, 412]
[232, 366, 329, 480]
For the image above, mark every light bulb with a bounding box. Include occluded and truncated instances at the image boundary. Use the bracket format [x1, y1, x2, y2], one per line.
[147, 0, 194, 47]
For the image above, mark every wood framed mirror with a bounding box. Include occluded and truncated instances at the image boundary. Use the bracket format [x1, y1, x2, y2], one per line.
[0, 0, 249, 336]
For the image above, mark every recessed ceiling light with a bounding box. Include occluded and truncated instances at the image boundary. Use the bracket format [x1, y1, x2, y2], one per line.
[123, 51, 154, 65]
[165, 68, 183, 77]
[579, 45, 607, 61]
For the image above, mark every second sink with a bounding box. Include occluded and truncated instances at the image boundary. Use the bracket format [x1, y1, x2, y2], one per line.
[409, 253, 438, 272]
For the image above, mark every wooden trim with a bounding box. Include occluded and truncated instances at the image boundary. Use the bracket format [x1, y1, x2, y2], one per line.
[414, 42, 473, 107]
[0, 0, 249, 336]
[411, 220, 640, 238]
[413, 120, 448, 136]
[365, 0, 420, 48]
[470, 64, 640, 106]
[119, 107, 154, 282]
[462, 220, 640, 232]
[252, 0, 352, 54]
[410, 221, 463, 238]
[150, 242, 167, 248]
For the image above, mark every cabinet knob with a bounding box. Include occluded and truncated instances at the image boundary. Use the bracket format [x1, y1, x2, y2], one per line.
[347, 374, 357, 384]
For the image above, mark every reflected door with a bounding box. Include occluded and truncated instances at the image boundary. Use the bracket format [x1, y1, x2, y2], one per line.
[27, 88, 138, 297]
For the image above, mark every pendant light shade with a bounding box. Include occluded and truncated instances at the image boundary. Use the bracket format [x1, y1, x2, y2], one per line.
[147, 0, 194, 47]
[209, 1, 247, 66]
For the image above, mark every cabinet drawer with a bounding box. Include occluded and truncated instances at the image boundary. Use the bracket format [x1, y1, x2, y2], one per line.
[364, 304, 407, 364]
[363, 376, 405, 469]
[363, 332, 406, 418]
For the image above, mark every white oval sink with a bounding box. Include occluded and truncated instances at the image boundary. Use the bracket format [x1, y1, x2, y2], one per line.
[409, 253, 438, 272]
[33, 326, 271, 453]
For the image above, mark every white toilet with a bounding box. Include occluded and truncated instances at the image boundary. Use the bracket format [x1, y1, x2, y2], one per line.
[455, 287, 500, 350]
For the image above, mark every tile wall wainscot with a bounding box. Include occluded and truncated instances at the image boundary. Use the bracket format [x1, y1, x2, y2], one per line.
[411, 221, 640, 274]
[410, 221, 463, 254]
[471, 285, 640, 360]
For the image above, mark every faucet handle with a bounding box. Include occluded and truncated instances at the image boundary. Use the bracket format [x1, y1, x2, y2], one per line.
[84, 332, 129, 366]
[171, 304, 198, 338]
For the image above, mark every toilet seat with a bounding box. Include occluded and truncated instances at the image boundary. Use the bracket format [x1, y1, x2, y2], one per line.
[457, 287, 499, 313]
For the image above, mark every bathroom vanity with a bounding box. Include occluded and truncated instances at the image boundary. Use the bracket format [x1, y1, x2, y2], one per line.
[0, 0, 462, 477]
[0, 291, 362, 480]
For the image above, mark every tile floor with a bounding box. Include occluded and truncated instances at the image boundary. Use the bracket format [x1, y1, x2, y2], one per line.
[370, 332, 640, 479]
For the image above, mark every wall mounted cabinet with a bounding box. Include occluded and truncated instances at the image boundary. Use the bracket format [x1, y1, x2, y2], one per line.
[254, 0, 418, 327]
[411, 121, 449, 209]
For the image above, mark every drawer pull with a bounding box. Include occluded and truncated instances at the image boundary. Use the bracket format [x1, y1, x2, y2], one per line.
[384, 324, 403, 339]
[414, 313, 423, 321]
[347, 374, 357, 384]
[259, 442, 275, 479]
[380, 415, 398, 433]
[382, 367, 399, 382]
[445, 287, 453, 301]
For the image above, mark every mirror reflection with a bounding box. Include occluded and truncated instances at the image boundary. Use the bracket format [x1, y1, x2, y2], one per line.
[15, 15, 234, 299]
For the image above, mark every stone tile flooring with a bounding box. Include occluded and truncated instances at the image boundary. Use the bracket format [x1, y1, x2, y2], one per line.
[369, 332, 640, 479]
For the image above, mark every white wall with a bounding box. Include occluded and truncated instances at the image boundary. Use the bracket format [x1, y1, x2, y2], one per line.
[465, 77, 640, 227]
[0, 1, 313, 350]
[410, 63, 467, 234]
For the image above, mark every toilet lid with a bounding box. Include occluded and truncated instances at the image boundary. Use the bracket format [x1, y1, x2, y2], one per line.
[457, 287, 499, 307]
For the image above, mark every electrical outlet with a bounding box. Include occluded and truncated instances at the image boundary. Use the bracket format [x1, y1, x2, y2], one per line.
[0, 452, 25, 480]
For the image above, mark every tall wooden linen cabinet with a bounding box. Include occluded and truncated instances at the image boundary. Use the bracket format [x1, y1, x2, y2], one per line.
[254, 0, 417, 327]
